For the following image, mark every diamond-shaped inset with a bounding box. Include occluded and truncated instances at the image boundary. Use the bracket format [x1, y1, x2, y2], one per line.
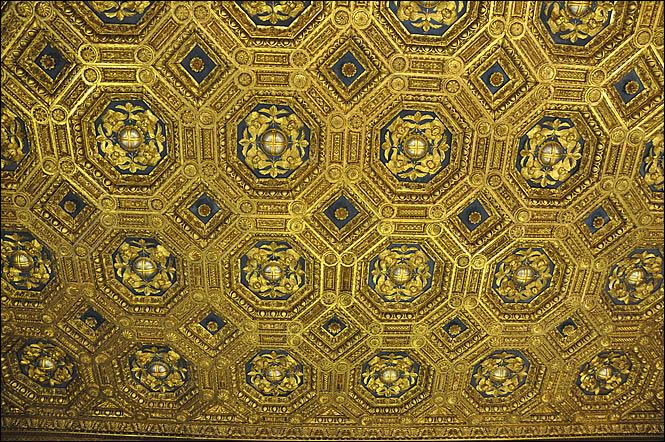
[80, 307, 105, 331]
[583, 206, 610, 234]
[318, 37, 381, 103]
[180, 44, 217, 85]
[442, 317, 467, 338]
[613, 69, 645, 104]
[200, 311, 226, 336]
[330, 51, 366, 88]
[34, 43, 68, 80]
[557, 318, 578, 338]
[480, 61, 510, 95]
[457, 199, 490, 232]
[322, 315, 347, 337]
[466, 41, 535, 116]
[323, 194, 360, 230]
[58, 190, 87, 219]
[189, 192, 221, 225]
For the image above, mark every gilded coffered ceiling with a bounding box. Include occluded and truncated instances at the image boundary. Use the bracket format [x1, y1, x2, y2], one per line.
[1, 1, 664, 440]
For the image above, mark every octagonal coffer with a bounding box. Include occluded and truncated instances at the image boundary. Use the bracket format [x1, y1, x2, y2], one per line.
[492, 247, 555, 304]
[95, 100, 168, 175]
[17, 339, 76, 388]
[471, 350, 530, 398]
[1, 102, 31, 172]
[380, 110, 452, 183]
[129, 344, 189, 393]
[112, 238, 177, 297]
[1, 231, 54, 291]
[368, 244, 434, 303]
[516, 117, 584, 189]
[240, 241, 306, 301]
[389, 1, 468, 36]
[245, 350, 304, 397]
[361, 351, 420, 398]
[604, 248, 664, 305]
[577, 350, 631, 395]
[539, 1, 614, 46]
[237, 104, 310, 179]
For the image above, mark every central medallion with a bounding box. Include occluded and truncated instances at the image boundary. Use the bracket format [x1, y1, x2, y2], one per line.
[245, 350, 304, 397]
[240, 241, 306, 300]
[368, 244, 434, 303]
[361, 351, 420, 398]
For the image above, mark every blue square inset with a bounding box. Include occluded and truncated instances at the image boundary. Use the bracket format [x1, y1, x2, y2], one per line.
[189, 192, 221, 225]
[330, 51, 366, 88]
[457, 199, 490, 232]
[557, 318, 577, 337]
[323, 194, 360, 229]
[200, 312, 226, 336]
[583, 206, 610, 234]
[35, 43, 68, 80]
[80, 307, 105, 331]
[59, 190, 87, 219]
[443, 317, 467, 338]
[180, 44, 217, 84]
[322, 315, 347, 337]
[480, 61, 510, 95]
[613, 69, 645, 104]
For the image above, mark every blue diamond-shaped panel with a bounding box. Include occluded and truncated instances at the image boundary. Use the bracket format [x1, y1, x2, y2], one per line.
[200, 311, 226, 336]
[84, 1, 154, 24]
[129, 344, 189, 393]
[577, 350, 631, 395]
[237, 104, 310, 179]
[480, 61, 511, 95]
[604, 248, 664, 305]
[540, 1, 614, 46]
[516, 116, 585, 189]
[323, 194, 360, 229]
[240, 241, 306, 300]
[330, 50, 366, 88]
[361, 351, 420, 398]
[1, 102, 31, 172]
[94, 100, 168, 175]
[112, 238, 177, 297]
[80, 307, 105, 331]
[639, 133, 664, 193]
[443, 317, 468, 338]
[237, 1, 311, 27]
[17, 340, 77, 388]
[583, 206, 610, 234]
[613, 69, 645, 104]
[59, 190, 87, 219]
[35, 43, 69, 80]
[322, 315, 347, 337]
[368, 244, 435, 303]
[245, 350, 304, 397]
[189, 192, 221, 225]
[380, 110, 453, 183]
[1, 231, 54, 291]
[557, 318, 578, 337]
[471, 350, 530, 398]
[457, 199, 490, 232]
[492, 247, 555, 303]
[389, 1, 468, 36]
[180, 44, 217, 84]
